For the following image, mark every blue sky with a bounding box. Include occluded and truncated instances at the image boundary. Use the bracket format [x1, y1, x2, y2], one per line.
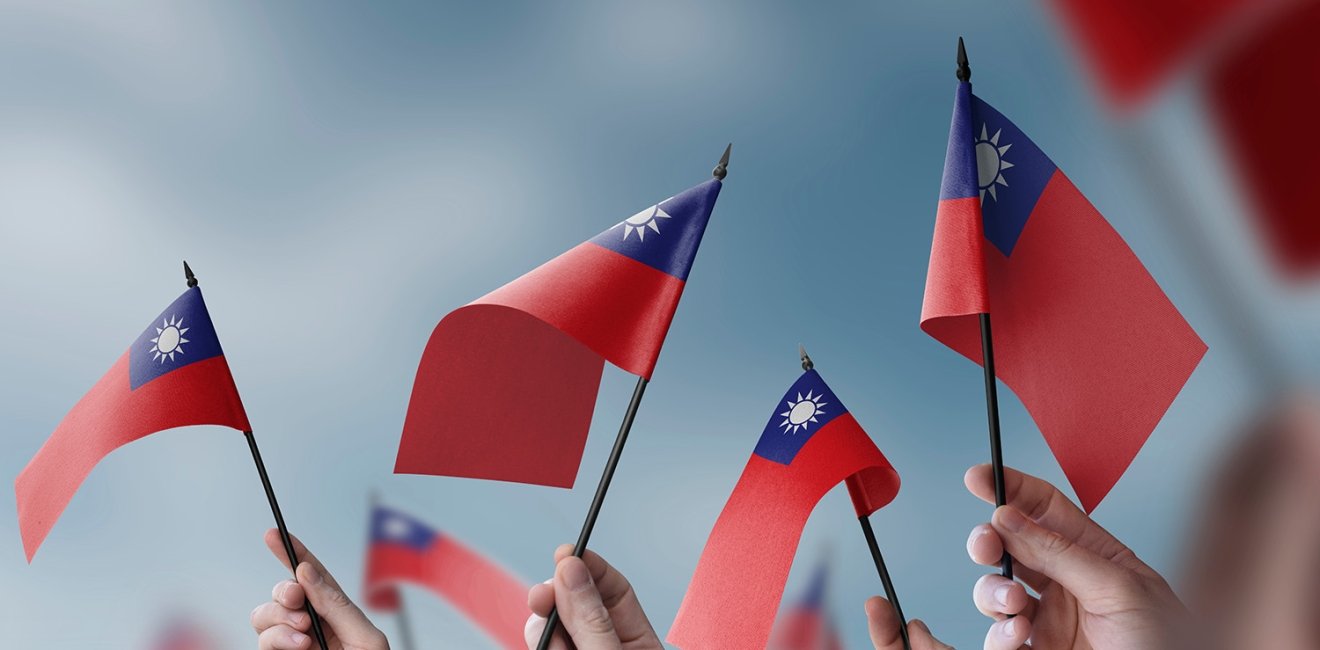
[1, 2, 1315, 647]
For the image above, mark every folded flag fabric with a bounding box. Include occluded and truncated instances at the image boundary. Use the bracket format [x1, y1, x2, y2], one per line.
[15, 286, 250, 561]
[668, 369, 899, 650]
[768, 561, 844, 650]
[1206, 0, 1320, 277]
[364, 504, 530, 650]
[396, 178, 722, 488]
[1043, 0, 1257, 107]
[921, 80, 1207, 512]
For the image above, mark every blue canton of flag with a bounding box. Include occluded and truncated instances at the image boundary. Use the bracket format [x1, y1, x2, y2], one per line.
[588, 178, 721, 280]
[752, 370, 847, 465]
[128, 287, 226, 390]
[969, 94, 1057, 257]
[370, 506, 437, 551]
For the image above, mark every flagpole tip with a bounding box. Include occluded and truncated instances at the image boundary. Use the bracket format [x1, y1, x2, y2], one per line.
[799, 344, 814, 371]
[713, 143, 732, 180]
[183, 260, 198, 288]
[956, 37, 971, 82]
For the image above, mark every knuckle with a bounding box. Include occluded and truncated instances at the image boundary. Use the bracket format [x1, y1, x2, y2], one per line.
[579, 603, 616, 636]
[325, 586, 354, 609]
[1038, 529, 1074, 557]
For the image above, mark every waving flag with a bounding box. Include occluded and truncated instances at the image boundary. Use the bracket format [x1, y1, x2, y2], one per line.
[668, 369, 899, 650]
[364, 505, 529, 650]
[396, 177, 722, 487]
[921, 81, 1206, 512]
[769, 561, 844, 650]
[15, 286, 249, 561]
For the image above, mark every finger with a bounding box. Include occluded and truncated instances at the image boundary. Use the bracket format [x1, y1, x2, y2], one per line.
[251, 602, 310, 633]
[295, 561, 383, 646]
[972, 574, 1032, 619]
[966, 525, 1051, 592]
[256, 624, 311, 650]
[272, 580, 306, 611]
[264, 530, 345, 593]
[864, 596, 907, 650]
[550, 545, 658, 645]
[983, 616, 1031, 650]
[529, 580, 555, 617]
[992, 505, 1143, 611]
[523, 613, 573, 650]
[908, 619, 956, 650]
[553, 556, 622, 649]
[966, 466, 1135, 566]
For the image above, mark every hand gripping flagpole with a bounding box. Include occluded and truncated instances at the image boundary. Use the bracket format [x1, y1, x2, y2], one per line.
[535, 145, 731, 650]
[801, 345, 911, 650]
[370, 491, 417, 650]
[958, 37, 1016, 583]
[184, 262, 330, 650]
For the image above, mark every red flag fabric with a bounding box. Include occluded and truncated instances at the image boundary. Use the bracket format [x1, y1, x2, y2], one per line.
[396, 178, 722, 488]
[922, 82, 1206, 512]
[15, 287, 249, 561]
[1043, 0, 1259, 107]
[1206, 0, 1320, 276]
[152, 618, 221, 650]
[364, 505, 529, 650]
[668, 370, 899, 650]
[768, 561, 844, 650]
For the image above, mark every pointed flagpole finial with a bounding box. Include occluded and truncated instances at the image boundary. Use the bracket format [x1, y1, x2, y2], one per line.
[713, 143, 732, 180]
[799, 343, 814, 371]
[956, 36, 971, 82]
[183, 260, 198, 288]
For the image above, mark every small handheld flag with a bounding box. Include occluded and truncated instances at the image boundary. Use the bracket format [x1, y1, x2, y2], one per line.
[16, 263, 331, 650]
[668, 362, 899, 650]
[921, 40, 1207, 516]
[364, 502, 529, 650]
[768, 559, 844, 650]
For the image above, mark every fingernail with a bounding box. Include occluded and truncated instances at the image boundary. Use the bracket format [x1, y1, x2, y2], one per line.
[542, 578, 553, 585]
[562, 558, 591, 590]
[1003, 617, 1019, 637]
[302, 563, 322, 585]
[289, 631, 308, 646]
[998, 506, 1028, 533]
[994, 584, 1013, 607]
[966, 526, 987, 554]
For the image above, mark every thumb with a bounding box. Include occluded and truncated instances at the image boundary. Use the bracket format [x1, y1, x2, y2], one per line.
[295, 561, 377, 643]
[553, 556, 622, 649]
[991, 506, 1139, 610]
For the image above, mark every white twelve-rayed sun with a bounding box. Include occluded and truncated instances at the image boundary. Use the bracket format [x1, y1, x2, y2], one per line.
[975, 124, 1014, 203]
[615, 204, 671, 241]
[149, 315, 190, 363]
[779, 390, 828, 435]
[383, 516, 413, 539]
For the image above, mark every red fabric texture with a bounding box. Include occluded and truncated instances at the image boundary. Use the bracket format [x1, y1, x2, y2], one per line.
[667, 414, 899, 650]
[15, 353, 249, 561]
[922, 172, 1206, 512]
[365, 538, 529, 650]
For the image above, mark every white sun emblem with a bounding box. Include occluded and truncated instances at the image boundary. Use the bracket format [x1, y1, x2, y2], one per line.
[779, 390, 828, 435]
[975, 124, 1014, 203]
[614, 204, 671, 242]
[149, 315, 190, 363]
[383, 516, 413, 539]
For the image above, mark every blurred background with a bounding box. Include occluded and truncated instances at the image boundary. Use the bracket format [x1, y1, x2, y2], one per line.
[2, 1, 1317, 647]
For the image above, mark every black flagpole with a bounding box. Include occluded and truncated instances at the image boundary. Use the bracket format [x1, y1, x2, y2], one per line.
[958, 38, 1016, 582]
[535, 145, 731, 650]
[370, 491, 416, 650]
[184, 262, 331, 650]
[800, 345, 910, 650]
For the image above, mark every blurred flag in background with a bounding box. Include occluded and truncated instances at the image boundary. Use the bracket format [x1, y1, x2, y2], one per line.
[769, 560, 845, 650]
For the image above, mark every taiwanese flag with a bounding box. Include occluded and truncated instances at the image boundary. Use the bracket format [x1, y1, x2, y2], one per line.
[1042, 0, 1260, 107]
[668, 370, 899, 650]
[768, 561, 844, 650]
[396, 176, 722, 487]
[363, 505, 529, 650]
[921, 81, 1207, 512]
[1205, 0, 1320, 276]
[15, 286, 250, 561]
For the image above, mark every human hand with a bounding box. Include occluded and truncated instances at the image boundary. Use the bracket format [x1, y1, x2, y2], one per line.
[864, 596, 952, 649]
[525, 544, 662, 650]
[965, 465, 1187, 649]
[250, 529, 390, 650]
